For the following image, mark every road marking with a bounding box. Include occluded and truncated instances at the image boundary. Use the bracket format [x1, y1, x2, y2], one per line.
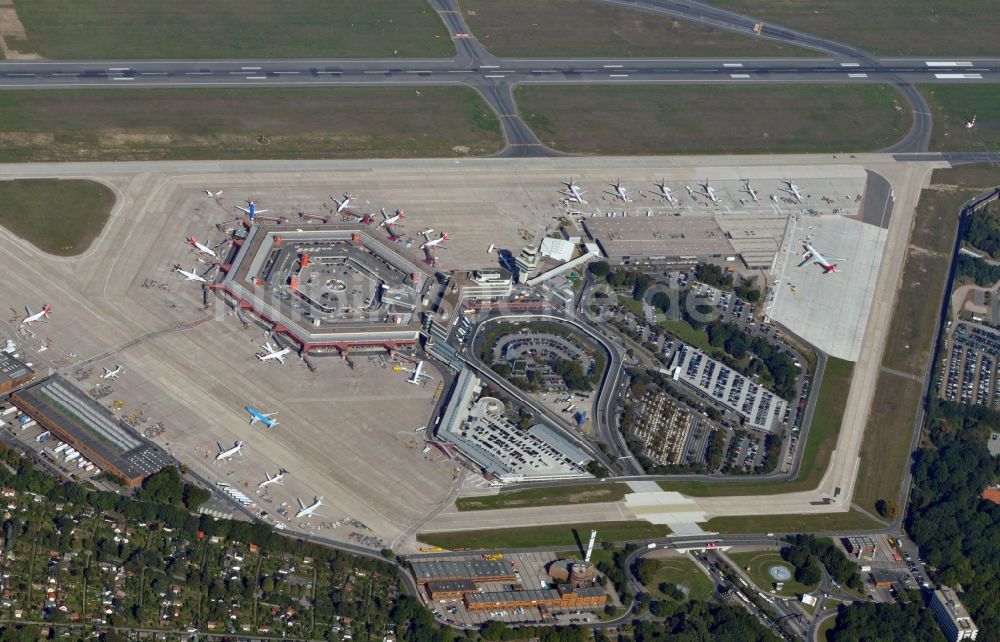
[730, 73, 751, 78]
[273, 71, 300, 75]
[484, 74, 505, 78]
[141, 72, 168, 76]
[848, 73, 868, 78]
[245, 75, 267, 80]
[112, 77, 134, 81]
[933, 73, 982, 79]
[404, 70, 432, 74]
[839, 62, 860, 67]
[723, 63, 743, 68]
[925, 61, 972, 67]
[6, 73, 36, 77]
[603, 64, 623, 68]
[51, 73, 79, 76]
[480, 65, 500, 69]
[240, 66, 262, 70]
[315, 71, 341, 75]
[363, 70, 386, 74]
[108, 67, 130, 71]
[531, 70, 558, 73]
[185, 71, 212, 75]
[609, 74, 629, 78]
[448, 70, 473, 73]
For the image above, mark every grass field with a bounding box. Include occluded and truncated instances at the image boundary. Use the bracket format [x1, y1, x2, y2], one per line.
[417, 521, 671, 550]
[881, 250, 953, 375]
[648, 557, 715, 601]
[656, 320, 714, 353]
[854, 373, 923, 514]
[702, 510, 883, 534]
[454, 483, 630, 511]
[10, 0, 452, 59]
[458, 0, 806, 58]
[659, 357, 853, 497]
[0, 88, 503, 162]
[516, 85, 909, 156]
[817, 616, 837, 642]
[727, 551, 816, 597]
[924, 86, 1000, 153]
[709, 0, 1000, 57]
[0, 179, 115, 256]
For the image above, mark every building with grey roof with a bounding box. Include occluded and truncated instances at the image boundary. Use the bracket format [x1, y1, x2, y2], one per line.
[0, 350, 35, 394]
[410, 558, 517, 584]
[931, 587, 978, 641]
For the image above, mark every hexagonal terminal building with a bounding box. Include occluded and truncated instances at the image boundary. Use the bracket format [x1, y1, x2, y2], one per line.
[213, 223, 435, 356]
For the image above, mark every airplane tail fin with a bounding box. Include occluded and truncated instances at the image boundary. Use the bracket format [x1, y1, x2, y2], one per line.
[825, 264, 837, 273]
[43, 305, 52, 316]
[442, 233, 449, 241]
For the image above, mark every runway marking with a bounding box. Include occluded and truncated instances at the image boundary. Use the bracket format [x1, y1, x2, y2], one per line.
[274, 71, 300, 75]
[112, 77, 134, 81]
[730, 73, 751, 78]
[839, 62, 860, 67]
[51, 72, 79, 76]
[848, 73, 868, 78]
[609, 74, 629, 78]
[363, 70, 386, 74]
[934, 73, 982, 79]
[315, 71, 341, 75]
[141, 72, 168, 76]
[531, 70, 558, 73]
[240, 66, 262, 70]
[185, 71, 212, 75]
[108, 67, 131, 71]
[484, 74, 505, 78]
[723, 63, 743, 68]
[6, 73, 35, 77]
[480, 65, 500, 69]
[245, 75, 267, 80]
[404, 70, 432, 74]
[447, 70, 473, 73]
[925, 61, 972, 67]
[603, 64, 623, 68]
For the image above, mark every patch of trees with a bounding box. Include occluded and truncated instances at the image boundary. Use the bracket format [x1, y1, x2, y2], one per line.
[595, 544, 636, 607]
[137, 466, 210, 510]
[705, 429, 728, 472]
[479, 620, 588, 642]
[759, 434, 781, 475]
[905, 399, 1000, 636]
[548, 357, 592, 391]
[633, 600, 778, 642]
[734, 277, 762, 303]
[706, 322, 798, 399]
[694, 263, 734, 290]
[965, 203, 1000, 258]
[956, 253, 1000, 286]
[827, 601, 946, 642]
[781, 535, 862, 590]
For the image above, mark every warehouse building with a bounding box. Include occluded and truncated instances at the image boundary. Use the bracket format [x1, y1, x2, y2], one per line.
[464, 585, 606, 612]
[11, 376, 171, 488]
[0, 351, 35, 395]
[410, 558, 518, 585]
[426, 580, 479, 601]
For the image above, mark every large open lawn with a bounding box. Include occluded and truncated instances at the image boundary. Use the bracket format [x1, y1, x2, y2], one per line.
[10, 0, 452, 58]
[417, 521, 670, 550]
[854, 373, 923, 514]
[0, 88, 503, 162]
[709, 0, 1000, 57]
[516, 85, 909, 155]
[881, 250, 953, 375]
[924, 86, 1000, 153]
[660, 357, 853, 497]
[727, 550, 817, 597]
[458, 0, 806, 58]
[455, 483, 630, 511]
[703, 510, 883, 534]
[0, 179, 115, 256]
[647, 557, 716, 601]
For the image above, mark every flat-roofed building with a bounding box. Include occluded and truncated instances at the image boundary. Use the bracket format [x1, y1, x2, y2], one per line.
[0, 351, 35, 394]
[932, 587, 978, 641]
[410, 558, 517, 585]
[583, 216, 731, 266]
[456, 268, 513, 300]
[465, 585, 606, 612]
[426, 580, 479, 600]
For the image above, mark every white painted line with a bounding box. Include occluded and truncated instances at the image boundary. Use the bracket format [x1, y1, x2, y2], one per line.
[405, 70, 432, 74]
[141, 72, 168, 76]
[933, 73, 982, 79]
[112, 77, 134, 81]
[448, 70, 473, 73]
[603, 64, 624, 68]
[609, 74, 630, 78]
[839, 62, 860, 67]
[7, 73, 36, 77]
[185, 71, 212, 75]
[51, 73, 79, 76]
[273, 71, 300, 75]
[108, 67, 130, 71]
[245, 75, 267, 80]
[925, 61, 972, 67]
[484, 74, 505, 78]
[730, 73, 751, 78]
[363, 70, 385, 74]
[848, 73, 868, 78]
[723, 63, 743, 68]
[480, 65, 500, 69]
[531, 70, 557, 73]
[315, 71, 341, 75]
[240, 66, 262, 70]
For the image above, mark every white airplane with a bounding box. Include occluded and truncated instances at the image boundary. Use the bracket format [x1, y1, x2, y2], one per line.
[780, 180, 805, 202]
[379, 208, 405, 228]
[186, 237, 217, 258]
[258, 469, 288, 489]
[257, 342, 291, 364]
[742, 180, 759, 203]
[562, 179, 587, 204]
[798, 243, 844, 274]
[611, 178, 629, 202]
[333, 193, 353, 213]
[655, 180, 677, 205]
[174, 265, 207, 282]
[101, 365, 123, 380]
[420, 230, 449, 250]
[21, 304, 52, 326]
[295, 496, 324, 519]
[235, 199, 269, 220]
[402, 360, 432, 385]
[246, 405, 279, 428]
[216, 441, 244, 461]
[205, 189, 223, 198]
[698, 180, 719, 204]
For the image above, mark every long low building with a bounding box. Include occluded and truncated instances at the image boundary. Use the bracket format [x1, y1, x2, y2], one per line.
[12, 376, 171, 488]
[465, 585, 606, 612]
[410, 558, 518, 585]
[0, 350, 35, 395]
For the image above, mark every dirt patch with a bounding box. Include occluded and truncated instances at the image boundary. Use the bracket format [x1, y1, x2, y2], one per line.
[0, 132, 54, 146]
[0, 3, 41, 59]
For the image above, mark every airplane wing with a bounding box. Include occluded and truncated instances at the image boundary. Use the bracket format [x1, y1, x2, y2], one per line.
[235, 205, 251, 214]
[797, 254, 820, 268]
[297, 498, 306, 510]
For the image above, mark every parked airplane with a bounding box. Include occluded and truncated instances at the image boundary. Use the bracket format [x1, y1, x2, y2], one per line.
[21, 304, 52, 326]
[257, 342, 290, 364]
[235, 200, 269, 221]
[798, 243, 844, 274]
[420, 230, 449, 250]
[174, 265, 207, 282]
[380, 208, 405, 227]
[101, 365, 123, 380]
[333, 193, 353, 213]
[296, 496, 324, 518]
[611, 179, 630, 202]
[655, 180, 677, 205]
[780, 180, 805, 202]
[698, 180, 719, 204]
[216, 441, 244, 461]
[742, 180, 759, 203]
[402, 360, 432, 385]
[186, 237, 217, 258]
[258, 469, 288, 489]
[562, 179, 587, 204]
[246, 405, 279, 428]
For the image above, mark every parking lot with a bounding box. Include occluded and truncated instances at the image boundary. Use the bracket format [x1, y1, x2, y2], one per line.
[939, 322, 1000, 407]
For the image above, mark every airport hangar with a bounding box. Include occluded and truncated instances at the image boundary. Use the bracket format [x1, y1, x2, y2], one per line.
[212, 223, 437, 357]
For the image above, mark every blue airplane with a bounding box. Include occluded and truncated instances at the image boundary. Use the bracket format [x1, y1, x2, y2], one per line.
[236, 200, 269, 222]
[246, 405, 279, 428]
